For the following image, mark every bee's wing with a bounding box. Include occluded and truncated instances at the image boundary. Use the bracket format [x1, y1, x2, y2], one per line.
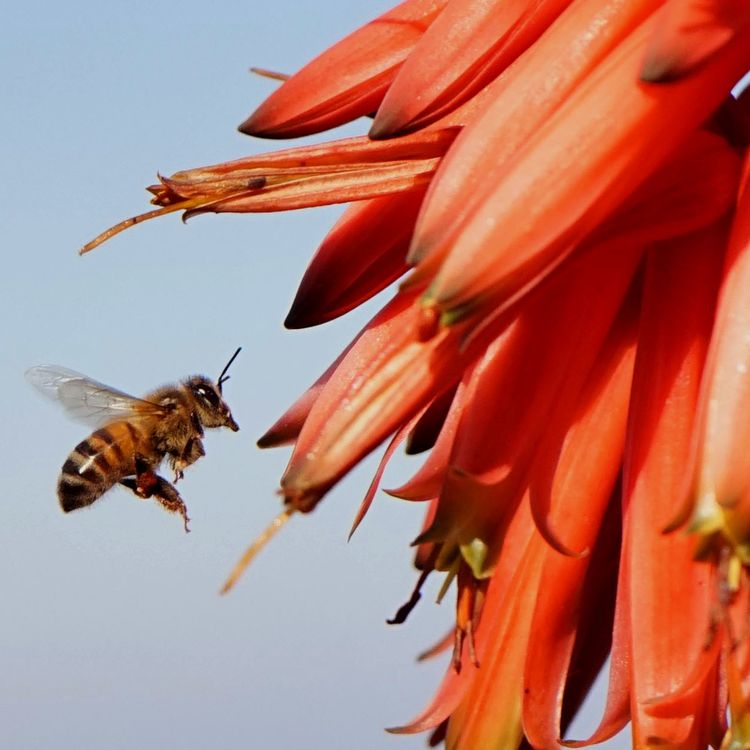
[25, 365, 167, 426]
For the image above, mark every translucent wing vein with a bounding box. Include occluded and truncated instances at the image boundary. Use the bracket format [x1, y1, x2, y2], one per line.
[26, 365, 164, 426]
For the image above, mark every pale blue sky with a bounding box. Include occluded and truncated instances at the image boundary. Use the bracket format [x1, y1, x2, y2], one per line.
[1, 3, 626, 748]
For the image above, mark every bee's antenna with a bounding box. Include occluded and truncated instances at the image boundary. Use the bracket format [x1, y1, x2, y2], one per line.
[219, 508, 295, 594]
[217, 347, 242, 392]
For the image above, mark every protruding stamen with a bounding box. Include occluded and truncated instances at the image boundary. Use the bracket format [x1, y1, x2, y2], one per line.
[452, 564, 481, 672]
[220, 508, 294, 594]
[387, 566, 433, 625]
[80, 200, 203, 255]
[250, 67, 290, 82]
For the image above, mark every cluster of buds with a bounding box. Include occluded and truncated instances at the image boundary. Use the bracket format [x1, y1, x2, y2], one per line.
[86, 1, 750, 747]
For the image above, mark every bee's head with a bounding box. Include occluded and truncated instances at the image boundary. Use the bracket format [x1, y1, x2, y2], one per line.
[186, 375, 239, 432]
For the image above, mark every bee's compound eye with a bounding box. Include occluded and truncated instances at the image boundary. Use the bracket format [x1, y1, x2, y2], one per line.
[193, 384, 220, 407]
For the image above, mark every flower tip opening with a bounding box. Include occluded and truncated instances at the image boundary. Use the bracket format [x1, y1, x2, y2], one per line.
[385, 725, 413, 736]
[369, 103, 428, 141]
[416, 631, 453, 662]
[282, 306, 309, 330]
[405, 240, 428, 267]
[255, 431, 280, 449]
[237, 103, 295, 138]
[237, 109, 309, 139]
[368, 111, 405, 141]
[439, 304, 475, 329]
[237, 112, 263, 137]
[280, 479, 326, 514]
[256, 407, 310, 449]
[639, 55, 687, 83]
[530, 494, 591, 559]
[283, 296, 338, 330]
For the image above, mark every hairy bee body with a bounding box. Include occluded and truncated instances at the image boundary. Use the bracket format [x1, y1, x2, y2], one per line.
[27, 353, 241, 530]
[59, 422, 148, 511]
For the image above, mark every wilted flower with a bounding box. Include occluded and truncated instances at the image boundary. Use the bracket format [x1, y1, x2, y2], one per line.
[86, 0, 750, 747]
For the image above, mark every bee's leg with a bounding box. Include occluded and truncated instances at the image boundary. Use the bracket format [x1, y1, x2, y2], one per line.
[133, 456, 161, 498]
[172, 438, 205, 483]
[148, 476, 191, 534]
[119, 458, 158, 499]
[120, 457, 191, 533]
[168, 456, 184, 484]
[119, 477, 140, 495]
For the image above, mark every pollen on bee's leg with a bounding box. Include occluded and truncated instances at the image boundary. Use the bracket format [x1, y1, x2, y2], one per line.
[119, 472, 191, 532]
[135, 471, 160, 498]
[120, 472, 159, 499]
[149, 475, 191, 533]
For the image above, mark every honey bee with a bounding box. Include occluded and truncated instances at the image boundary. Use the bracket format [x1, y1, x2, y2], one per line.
[26, 348, 241, 532]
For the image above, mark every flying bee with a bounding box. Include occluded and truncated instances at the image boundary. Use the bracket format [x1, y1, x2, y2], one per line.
[26, 348, 241, 532]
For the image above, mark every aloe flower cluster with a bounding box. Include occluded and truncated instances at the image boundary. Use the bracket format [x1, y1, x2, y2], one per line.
[86, 1, 750, 747]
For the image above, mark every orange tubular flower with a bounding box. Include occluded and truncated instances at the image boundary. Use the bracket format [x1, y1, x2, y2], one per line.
[85, 0, 750, 747]
[239, 0, 450, 139]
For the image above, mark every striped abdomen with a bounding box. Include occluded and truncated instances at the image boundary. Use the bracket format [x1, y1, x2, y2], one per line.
[58, 422, 150, 512]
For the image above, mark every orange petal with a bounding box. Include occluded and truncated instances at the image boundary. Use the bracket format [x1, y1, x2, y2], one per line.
[405, 126, 739, 310]
[527, 290, 638, 559]
[416, 239, 641, 577]
[688, 155, 750, 554]
[405, 383, 457, 455]
[83, 129, 457, 254]
[408, 0, 663, 266]
[285, 189, 424, 329]
[641, 0, 750, 82]
[643, 627, 722, 733]
[280, 289, 471, 511]
[239, 0, 449, 138]
[155, 129, 454, 207]
[425, 12, 750, 319]
[386, 380, 466, 501]
[724, 632, 750, 749]
[593, 130, 740, 245]
[562, 534, 632, 746]
[412, 497, 440, 571]
[370, 0, 572, 138]
[524, 305, 637, 748]
[445, 499, 545, 749]
[387, 662, 467, 735]
[527, 497, 623, 747]
[348, 412, 422, 539]
[726, 576, 750, 727]
[447, 238, 641, 491]
[256, 341, 355, 449]
[557, 503, 622, 738]
[624, 226, 725, 747]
